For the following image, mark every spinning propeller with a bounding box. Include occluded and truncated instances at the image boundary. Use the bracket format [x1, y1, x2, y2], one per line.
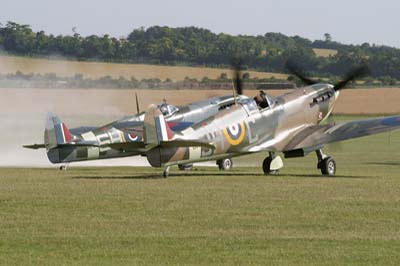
[285, 60, 370, 91]
[231, 57, 244, 96]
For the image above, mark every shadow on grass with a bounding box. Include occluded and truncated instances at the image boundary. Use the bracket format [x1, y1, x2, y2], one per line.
[282, 173, 369, 179]
[364, 161, 400, 166]
[72, 175, 164, 180]
[71, 171, 265, 179]
[70, 170, 367, 180]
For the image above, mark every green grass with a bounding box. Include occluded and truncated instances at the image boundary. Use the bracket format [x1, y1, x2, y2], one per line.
[1, 115, 400, 265]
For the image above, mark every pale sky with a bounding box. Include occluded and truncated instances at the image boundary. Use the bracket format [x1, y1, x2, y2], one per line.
[2, 0, 400, 47]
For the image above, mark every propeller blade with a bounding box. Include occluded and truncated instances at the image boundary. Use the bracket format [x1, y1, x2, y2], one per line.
[285, 60, 317, 86]
[135, 92, 140, 114]
[333, 64, 370, 91]
[231, 57, 243, 95]
[234, 69, 243, 95]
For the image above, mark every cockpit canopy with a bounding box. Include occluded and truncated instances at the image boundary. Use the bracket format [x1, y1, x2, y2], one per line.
[238, 97, 258, 113]
[158, 103, 179, 117]
[253, 90, 274, 109]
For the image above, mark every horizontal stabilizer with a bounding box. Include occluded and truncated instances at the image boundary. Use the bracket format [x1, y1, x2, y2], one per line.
[24, 140, 98, 150]
[23, 144, 46, 149]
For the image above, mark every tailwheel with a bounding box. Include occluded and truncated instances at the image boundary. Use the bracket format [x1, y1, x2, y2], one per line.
[262, 152, 283, 175]
[59, 164, 68, 171]
[163, 167, 170, 178]
[217, 158, 233, 170]
[316, 150, 336, 176]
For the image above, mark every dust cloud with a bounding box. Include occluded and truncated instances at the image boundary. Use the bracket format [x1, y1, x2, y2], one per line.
[0, 88, 148, 167]
[0, 87, 226, 168]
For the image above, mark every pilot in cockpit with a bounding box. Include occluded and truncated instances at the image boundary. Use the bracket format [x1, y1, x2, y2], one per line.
[254, 90, 270, 109]
[159, 99, 179, 117]
[159, 103, 169, 116]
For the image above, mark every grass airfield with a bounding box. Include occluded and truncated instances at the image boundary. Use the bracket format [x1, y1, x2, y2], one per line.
[1, 117, 400, 265]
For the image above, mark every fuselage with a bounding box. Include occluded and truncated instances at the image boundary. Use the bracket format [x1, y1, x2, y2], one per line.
[146, 84, 338, 167]
[46, 95, 246, 163]
[46, 84, 337, 165]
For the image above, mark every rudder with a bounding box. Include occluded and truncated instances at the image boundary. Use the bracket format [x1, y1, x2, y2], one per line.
[44, 113, 74, 149]
[143, 105, 173, 145]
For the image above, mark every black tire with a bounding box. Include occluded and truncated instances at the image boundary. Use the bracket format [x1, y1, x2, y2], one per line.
[263, 157, 279, 175]
[178, 164, 193, 171]
[320, 157, 336, 176]
[217, 158, 233, 170]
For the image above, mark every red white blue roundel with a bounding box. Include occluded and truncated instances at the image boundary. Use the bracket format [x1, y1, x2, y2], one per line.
[124, 132, 140, 142]
[223, 122, 246, 145]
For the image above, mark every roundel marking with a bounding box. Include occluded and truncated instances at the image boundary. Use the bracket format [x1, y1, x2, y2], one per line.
[223, 122, 246, 146]
[124, 132, 140, 142]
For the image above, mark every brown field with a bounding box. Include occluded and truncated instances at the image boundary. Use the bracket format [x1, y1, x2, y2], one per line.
[3, 87, 400, 116]
[0, 55, 288, 81]
[313, 48, 338, 58]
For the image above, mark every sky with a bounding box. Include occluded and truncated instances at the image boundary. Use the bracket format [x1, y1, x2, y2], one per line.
[2, 0, 400, 47]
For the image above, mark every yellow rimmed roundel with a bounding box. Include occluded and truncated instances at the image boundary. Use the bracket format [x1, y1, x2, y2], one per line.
[223, 122, 246, 145]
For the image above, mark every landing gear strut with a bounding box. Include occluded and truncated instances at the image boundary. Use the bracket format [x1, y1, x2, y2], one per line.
[263, 152, 283, 175]
[217, 158, 233, 170]
[316, 149, 336, 176]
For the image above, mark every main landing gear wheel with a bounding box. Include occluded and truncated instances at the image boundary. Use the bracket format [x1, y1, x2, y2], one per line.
[262, 152, 283, 175]
[217, 158, 233, 170]
[316, 150, 336, 176]
[178, 164, 193, 171]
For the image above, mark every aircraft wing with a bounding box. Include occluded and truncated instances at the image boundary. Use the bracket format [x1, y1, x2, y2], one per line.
[283, 116, 400, 152]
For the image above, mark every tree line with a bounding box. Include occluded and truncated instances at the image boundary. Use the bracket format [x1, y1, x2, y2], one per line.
[1, 21, 400, 80]
[0, 70, 293, 89]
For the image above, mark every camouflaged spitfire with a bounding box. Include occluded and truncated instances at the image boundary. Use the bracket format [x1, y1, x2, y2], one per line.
[25, 64, 400, 177]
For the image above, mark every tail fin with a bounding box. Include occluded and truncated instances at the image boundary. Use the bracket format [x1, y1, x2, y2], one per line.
[44, 113, 74, 149]
[143, 105, 173, 145]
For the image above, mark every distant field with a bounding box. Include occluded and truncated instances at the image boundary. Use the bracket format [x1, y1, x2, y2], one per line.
[313, 48, 338, 58]
[1, 120, 400, 265]
[3, 87, 400, 116]
[0, 55, 288, 81]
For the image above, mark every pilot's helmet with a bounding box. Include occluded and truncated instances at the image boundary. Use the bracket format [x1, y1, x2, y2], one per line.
[160, 104, 169, 116]
[254, 94, 263, 104]
[259, 90, 267, 99]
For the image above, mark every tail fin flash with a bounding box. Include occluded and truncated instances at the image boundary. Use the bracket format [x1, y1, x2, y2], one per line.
[143, 105, 173, 145]
[44, 113, 74, 149]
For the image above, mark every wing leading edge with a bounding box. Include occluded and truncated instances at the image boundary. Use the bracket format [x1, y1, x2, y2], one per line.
[283, 116, 400, 152]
